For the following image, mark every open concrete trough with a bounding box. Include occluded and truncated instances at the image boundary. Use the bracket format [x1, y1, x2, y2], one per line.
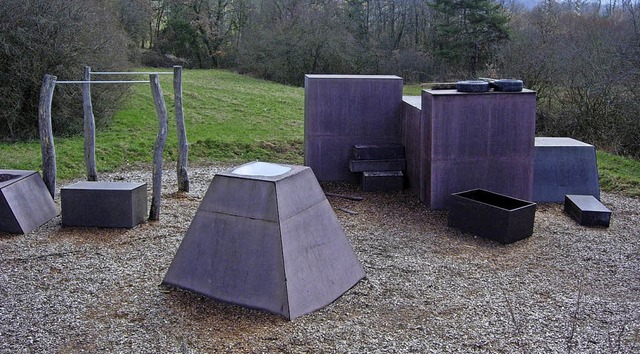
[448, 189, 536, 244]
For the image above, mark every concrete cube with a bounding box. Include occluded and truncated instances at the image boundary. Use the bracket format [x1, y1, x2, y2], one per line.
[61, 181, 147, 228]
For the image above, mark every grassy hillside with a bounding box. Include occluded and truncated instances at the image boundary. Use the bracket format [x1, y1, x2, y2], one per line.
[0, 69, 305, 179]
[0, 70, 638, 197]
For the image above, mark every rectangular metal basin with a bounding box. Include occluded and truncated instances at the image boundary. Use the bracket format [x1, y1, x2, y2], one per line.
[448, 189, 536, 244]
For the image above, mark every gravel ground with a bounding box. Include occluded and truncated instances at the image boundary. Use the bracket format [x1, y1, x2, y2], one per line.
[1, 163, 639, 353]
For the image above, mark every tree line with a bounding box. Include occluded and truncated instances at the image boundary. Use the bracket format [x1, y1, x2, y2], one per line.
[1, 0, 639, 158]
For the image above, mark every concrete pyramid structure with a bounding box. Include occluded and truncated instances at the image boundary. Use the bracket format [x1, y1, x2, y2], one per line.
[163, 162, 365, 320]
[1, 170, 58, 234]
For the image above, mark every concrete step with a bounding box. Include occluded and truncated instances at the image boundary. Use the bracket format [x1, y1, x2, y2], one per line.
[360, 171, 404, 192]
[349, 159, 406, 172]
[564, 194, 611, 227]
[352, 144, 405, 160]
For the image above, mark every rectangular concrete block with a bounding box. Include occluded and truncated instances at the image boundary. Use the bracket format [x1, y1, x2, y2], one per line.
[61, 181, 147, 228]
[360, 171, 404, 192]
[533, 137, 601, 202]
[419, 90, 536, 209]
[564, 194, 611, 227]
[305, 75, 404, 182]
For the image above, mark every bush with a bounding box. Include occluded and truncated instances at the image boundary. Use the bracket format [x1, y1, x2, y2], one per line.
[0, 0, 134, 140]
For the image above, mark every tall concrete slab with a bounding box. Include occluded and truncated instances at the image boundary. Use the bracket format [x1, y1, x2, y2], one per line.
[419, 90, 537, 209]
[163, 162, 365, 320]
[533, 137, 601, 202]
[0, 170, 58, 234]
[304, 75, 404, 182]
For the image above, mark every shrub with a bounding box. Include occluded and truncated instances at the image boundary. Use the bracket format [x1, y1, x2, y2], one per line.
[0, 0, 134, 140]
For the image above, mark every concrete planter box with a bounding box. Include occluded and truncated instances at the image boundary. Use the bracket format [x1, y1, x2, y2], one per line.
[448, 189, 536, 244]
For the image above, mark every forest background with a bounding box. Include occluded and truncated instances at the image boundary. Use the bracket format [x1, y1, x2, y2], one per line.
[0, 0, 639, 160]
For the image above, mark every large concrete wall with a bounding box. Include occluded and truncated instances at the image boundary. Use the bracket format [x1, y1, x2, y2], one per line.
[420, 89, 537, 209]
[304, 75, 404, 182]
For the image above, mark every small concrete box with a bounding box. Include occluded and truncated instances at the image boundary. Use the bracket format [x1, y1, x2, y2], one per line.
[564, 194, 611, 227]
[0, 170, 58, 234]
[61, 181, 147, 228]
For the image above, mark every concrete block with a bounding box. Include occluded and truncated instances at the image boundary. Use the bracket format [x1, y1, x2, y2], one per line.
[163, 162, 365, 320]
[305, 75, 404, 182]
[533, 137, 601, 202]
[349, 159, 406, 173]
[419, 89, 536, 209]
[360, 171, 404, 192]
[564, 194, 611, 227]
[0, 170, 58, 234]
[61, 181, 147, 228]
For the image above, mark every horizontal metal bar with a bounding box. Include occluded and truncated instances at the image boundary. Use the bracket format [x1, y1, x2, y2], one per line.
[55, 80, 150, 84]
[90, 71, 174, 75]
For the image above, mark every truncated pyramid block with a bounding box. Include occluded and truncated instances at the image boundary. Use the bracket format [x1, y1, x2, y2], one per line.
[163, 162, 365, 320]
[0, 170, 58, 234]
[564, 194, 611, 227]
[533, 137, 601, 202]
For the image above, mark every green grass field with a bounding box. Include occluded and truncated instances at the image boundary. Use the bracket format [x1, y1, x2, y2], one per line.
[1, 70, 638, 197]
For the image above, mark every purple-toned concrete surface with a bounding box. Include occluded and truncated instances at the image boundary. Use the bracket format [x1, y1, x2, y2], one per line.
[533, 137, 600, 202]
[163, 162, 365, 320]
[304, 75, 404, 182]
[61, 181, 147, 228]
[0, 170, 58, 234]
[416, 89, 537, 209]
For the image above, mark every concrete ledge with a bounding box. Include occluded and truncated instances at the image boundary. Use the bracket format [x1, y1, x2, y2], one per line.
[360, 171, 404, 192]
[61, 181, 147, 228]
[352, 144, 405, 160]
[349, 159, 406, 172]
[564, 194, 611, 227]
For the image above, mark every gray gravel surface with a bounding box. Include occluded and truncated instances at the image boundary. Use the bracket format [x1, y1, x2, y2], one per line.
[1, 164, 639, 353]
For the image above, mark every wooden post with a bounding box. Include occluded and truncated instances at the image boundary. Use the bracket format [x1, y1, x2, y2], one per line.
[148, 74, 168, 221]
[82, 66, 98, 181]
[38, 75, 57, 198]
[173, 65, 189, 192]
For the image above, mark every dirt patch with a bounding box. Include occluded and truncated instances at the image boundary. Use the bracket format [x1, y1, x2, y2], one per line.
[1, 164, 638, 353]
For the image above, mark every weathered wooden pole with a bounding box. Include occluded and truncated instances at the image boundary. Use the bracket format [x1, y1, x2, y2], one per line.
[38, 74, 57, 198]
[173, 65, 189, 192]
[82, 66, 98, 181]
[149, 74, 168, 221]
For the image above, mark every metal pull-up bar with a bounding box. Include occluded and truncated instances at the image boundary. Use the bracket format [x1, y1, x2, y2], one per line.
[37, 65, 189, 221]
